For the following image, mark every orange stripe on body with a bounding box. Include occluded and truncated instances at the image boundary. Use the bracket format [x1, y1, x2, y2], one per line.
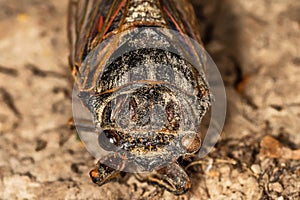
[103, 0, 127, 37]
[97, 15, 104, 32]
[163, 6, 184, 35]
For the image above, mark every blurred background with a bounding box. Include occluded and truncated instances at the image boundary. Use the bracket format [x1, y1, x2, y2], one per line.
[0, 0, 299, 199]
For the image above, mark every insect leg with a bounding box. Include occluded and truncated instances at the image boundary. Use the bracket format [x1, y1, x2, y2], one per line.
[89, 153, 125, 186]
[135, 162, 191, 195]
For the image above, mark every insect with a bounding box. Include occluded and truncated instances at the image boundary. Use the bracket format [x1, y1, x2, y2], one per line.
[68, 0, 212, 195]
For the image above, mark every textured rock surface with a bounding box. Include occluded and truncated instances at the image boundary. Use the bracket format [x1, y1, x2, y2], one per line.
[0, 0, 299, 199]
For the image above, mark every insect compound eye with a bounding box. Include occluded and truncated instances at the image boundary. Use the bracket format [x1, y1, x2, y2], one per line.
[98, 130, 120, 151]
[181, 133, 201, 154]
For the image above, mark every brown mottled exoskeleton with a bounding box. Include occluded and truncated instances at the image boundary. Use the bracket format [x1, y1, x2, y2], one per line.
[68, 0, 211, 195]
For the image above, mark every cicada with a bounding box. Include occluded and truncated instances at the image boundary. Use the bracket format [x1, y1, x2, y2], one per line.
[68, 0, 213, 195]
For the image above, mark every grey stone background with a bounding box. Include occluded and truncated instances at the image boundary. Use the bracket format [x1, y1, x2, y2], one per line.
[0, 0, 299, 199]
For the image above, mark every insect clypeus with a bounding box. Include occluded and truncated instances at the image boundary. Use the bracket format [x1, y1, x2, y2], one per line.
[68, 0, 214, 195]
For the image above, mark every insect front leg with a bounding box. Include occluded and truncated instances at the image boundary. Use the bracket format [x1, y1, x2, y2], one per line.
[135, 162, 191, 195]
[89, 153, 126, 186]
